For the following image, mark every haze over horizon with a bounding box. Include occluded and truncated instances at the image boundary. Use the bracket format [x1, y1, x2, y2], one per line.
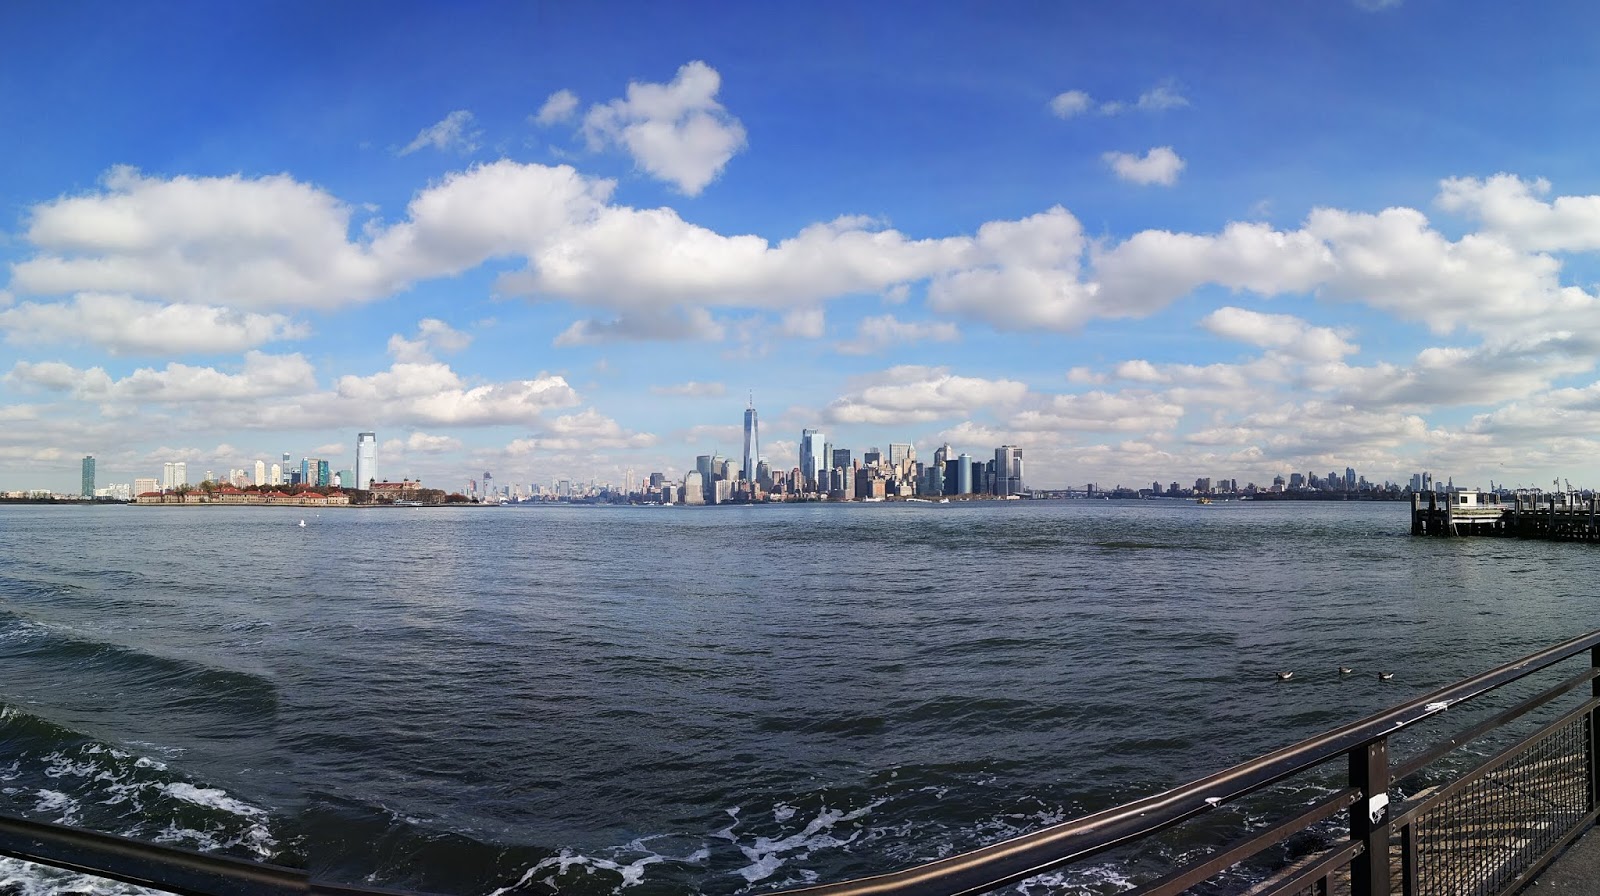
[5, 2, 1600, 493]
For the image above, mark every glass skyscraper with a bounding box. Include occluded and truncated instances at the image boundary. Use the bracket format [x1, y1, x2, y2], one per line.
[742, 399, 758, 483]
[356, 432, 376, 490]
[81, 455, 94, 498]
[799, 429, 826, 492]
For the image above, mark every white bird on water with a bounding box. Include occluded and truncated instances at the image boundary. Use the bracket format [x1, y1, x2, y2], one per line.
[1275, 671, 1294, 681]
[298, 519, 306, 528]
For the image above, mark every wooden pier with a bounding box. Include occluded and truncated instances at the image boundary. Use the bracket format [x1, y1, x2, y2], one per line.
[1411, 492, 1600, 540]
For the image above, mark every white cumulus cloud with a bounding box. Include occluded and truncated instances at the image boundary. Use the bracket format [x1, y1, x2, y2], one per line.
[534, 89, 580, 126]
[1104, 146, 1186, 186]
[582, 61, 747, 195]
[1200, 306, 1357, 362]
[825, 366, 1029, 425]
[387, 318, 473, 362]
[0, 293, 306, 355]
[509, 408, 658, 452]
[6, 352, 317, 403]
[834, 314, 961, 355]
[406, 432, 463, 453]
[1049, 90, 1093, 119]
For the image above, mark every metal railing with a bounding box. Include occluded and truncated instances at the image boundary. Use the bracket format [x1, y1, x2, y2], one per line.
[775, 630, 1600, 896]
[0, 632, 1595, 896]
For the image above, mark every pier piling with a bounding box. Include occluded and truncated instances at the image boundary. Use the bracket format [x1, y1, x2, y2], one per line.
[1411, 492, 1600, 542]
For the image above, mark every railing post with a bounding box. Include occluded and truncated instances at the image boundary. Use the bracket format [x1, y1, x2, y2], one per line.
[1350, 737, 1392, 896]
[1590, 646, 1599, 812]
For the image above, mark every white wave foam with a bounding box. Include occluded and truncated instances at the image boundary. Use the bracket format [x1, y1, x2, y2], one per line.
[33, 789, 80, 825]
[159, 782, 264, 817]
[1013, 863, 1136, 895]
[151, 820, 277, 861]
[491, 837, 713, 895]
[42, 752, 101, 779]
[730, 800, 884, 884]
[0, 855, 166, 896]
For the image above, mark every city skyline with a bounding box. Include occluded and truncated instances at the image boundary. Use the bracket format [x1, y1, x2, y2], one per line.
[0, 408, 1567, 501]
[8, 6, 1600, 491]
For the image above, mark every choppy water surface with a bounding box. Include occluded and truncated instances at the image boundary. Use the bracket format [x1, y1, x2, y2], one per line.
[0, 500, 1594, 894]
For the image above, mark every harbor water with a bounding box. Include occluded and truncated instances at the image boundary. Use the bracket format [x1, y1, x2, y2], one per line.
[0, 500, 1594, 895]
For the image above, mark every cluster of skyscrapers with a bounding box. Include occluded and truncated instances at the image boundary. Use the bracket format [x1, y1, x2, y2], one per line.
[130, 432, 380, 496]
[655, 399, 1024, 505]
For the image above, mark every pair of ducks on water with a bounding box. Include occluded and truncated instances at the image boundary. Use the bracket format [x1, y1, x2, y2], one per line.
[1276, 668, 1393, 681]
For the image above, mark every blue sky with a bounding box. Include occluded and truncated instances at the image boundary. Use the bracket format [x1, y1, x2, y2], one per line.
[5, 1, 1600, 493]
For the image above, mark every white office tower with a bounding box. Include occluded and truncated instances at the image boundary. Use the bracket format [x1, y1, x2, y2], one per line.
[161, 461, 188, 491]
[271, 463, 283, 486]
[254, 460, 266, 486]
[356, 432, 377, 490]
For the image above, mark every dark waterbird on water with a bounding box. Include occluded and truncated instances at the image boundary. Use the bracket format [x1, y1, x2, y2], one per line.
[1378, 671, 1395, 680]
[1275, 671, 1294, 680]
[1338, 666, 1353, 675]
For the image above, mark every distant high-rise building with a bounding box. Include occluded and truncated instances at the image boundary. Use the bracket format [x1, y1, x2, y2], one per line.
[317, 459, 331, 487]
[356, 432, 376, 490]
[270, 463, 282, 486]
[81, 456, 95, 498]
[161, 461, 187, 491]
[889, 443, 914, 470]
[482, 471, 493, 499]
[1345, 467, 1357, 491]
[133, 477, 158, 496]
[742, 397, 759, 483]
[957, 454, 973, 495]
[863, 447, 882, 468]
[800, 429, 826, 491]
[831, 448, 851, 472]
[995, 446, 1024, 496]
[254, 460, 266, 486]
